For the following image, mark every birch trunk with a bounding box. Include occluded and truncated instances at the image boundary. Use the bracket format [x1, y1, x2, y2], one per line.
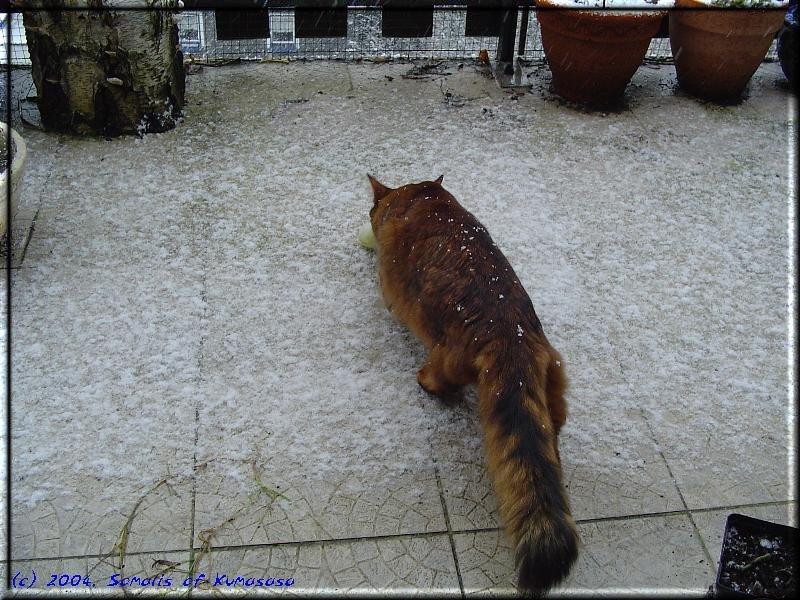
[21, 0, 185, 136]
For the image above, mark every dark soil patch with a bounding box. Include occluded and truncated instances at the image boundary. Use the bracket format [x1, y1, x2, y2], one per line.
[717, 515, 797, 599]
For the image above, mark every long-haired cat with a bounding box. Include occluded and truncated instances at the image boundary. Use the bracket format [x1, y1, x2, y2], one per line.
[368, 174, 579, 596]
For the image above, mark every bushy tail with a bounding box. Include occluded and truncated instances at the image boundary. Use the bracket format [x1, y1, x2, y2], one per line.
[475, 344, 579, 596]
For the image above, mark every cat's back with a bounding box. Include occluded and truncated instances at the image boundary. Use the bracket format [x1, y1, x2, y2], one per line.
[393, 183, 494, 250]
[391, 185, 531, 312]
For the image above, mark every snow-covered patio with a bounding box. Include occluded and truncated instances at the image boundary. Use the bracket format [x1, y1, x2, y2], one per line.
[3, 58, 796, 595]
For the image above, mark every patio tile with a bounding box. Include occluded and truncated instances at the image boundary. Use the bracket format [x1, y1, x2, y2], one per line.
[183, 75, 459, 544]
[5, 58, 792, 595]
[19, 138, 204, 277]
[6, 551, 189, 596]
[530, 91, 792, 511]
[540, 133, 787, 264]
[430, 225, 686, 527]
[193, 456, 445, 548]
[455, 514, 714, 596]
[623, 388, 788, 509]
[10, 469, 194, 562]
[431, 321, 684, 532]
[596, 239, 789, 508]
[2, 129, 60, 270]
[4, 207, 37, 269]
[745, 88, 798, 123]
[1, 276, 6, 563]
[185, 61, 354, 125]
[191, 534, 460, 595]
[10, 265, 200, 559]
[691, 502, 798, 575]
[191, 263, 446, 545]
[11, 264, 203, 401]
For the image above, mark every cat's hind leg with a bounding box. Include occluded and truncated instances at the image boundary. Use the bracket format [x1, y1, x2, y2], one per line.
[417, 343, 466, 404]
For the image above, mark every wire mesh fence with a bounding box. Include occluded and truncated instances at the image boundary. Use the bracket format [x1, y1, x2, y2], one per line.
[182, 7, 685, 62]
[2, 6, 782, 67]
[194, 6, 510, 61]
[1, 13, 32, 66]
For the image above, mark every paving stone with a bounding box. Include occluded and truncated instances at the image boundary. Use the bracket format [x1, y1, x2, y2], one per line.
[191, 535, 459, 596]
[691, 502, 798, 577]
[10, 265, 199, 559]
[455, 514, 715, 596]
[6, 58, 792, 595]
[6, 551, 189, 596]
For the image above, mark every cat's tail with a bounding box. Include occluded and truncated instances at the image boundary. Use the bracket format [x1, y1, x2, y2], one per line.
[475, 340, 579, 597]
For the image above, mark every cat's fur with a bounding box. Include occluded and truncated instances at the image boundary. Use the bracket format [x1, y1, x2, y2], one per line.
[368, 175, 579, 596]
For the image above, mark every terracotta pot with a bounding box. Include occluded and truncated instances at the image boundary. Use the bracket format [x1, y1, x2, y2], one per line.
[537, 0, 665, 107]
[670, 0, 788, 103]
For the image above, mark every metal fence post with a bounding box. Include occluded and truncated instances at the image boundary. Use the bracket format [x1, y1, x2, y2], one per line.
[495, 0, 517, 65]
[518, 1, 530, 57]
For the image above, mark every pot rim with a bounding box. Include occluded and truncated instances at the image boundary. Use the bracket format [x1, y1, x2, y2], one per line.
[675, 0, 789, 8]
[537, 0, 670, 18]
[537, 0, 675, 7]
[1, 122, 28, 236]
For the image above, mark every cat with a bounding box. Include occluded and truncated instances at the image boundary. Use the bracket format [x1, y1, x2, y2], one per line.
[368, 174, 579, 596]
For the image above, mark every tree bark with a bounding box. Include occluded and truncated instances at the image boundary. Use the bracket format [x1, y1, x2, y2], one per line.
[20, 0, 185, 137]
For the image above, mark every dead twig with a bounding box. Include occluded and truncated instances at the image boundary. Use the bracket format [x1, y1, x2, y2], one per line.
[185, 57, 242, 68]
[402, 60, 452, 79]
[738, 553, 775, 572]
[250, 459, 286, 501]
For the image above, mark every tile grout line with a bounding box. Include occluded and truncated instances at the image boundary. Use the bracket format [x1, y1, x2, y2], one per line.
[576, 500, 798, 524]
[606, 331, 716, 569]
[186, 194, 212, 595]
[187, 407, 199, 600]
[653, 446, 716, 569]
[15, 207, 39, 268]
[6, 500, 795, 566]
[433, 458, 466, 599]
[13, 136, 61, 268]
[410, 375, 465, 597]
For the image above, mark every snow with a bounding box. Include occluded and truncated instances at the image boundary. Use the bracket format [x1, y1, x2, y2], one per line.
[5, 58, 793, 556]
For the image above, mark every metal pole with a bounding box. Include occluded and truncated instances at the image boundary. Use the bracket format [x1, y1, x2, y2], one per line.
[518, 1, 530, 57]
[496, 0, 517, 64]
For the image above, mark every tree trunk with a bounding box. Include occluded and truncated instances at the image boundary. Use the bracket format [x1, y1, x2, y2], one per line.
[20, 0, 185, 137]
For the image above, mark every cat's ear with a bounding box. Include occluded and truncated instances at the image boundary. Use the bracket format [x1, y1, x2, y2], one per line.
[367, 174, 390, 201]
[434, 174, 444, 184]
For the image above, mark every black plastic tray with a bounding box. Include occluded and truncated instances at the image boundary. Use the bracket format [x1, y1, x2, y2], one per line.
[715, 513, 797, 599]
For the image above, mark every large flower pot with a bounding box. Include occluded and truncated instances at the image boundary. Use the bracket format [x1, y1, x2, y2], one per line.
[669, 0, 789, 103]
[1, 123, 28, 238]
[536, 0, 667, 107]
